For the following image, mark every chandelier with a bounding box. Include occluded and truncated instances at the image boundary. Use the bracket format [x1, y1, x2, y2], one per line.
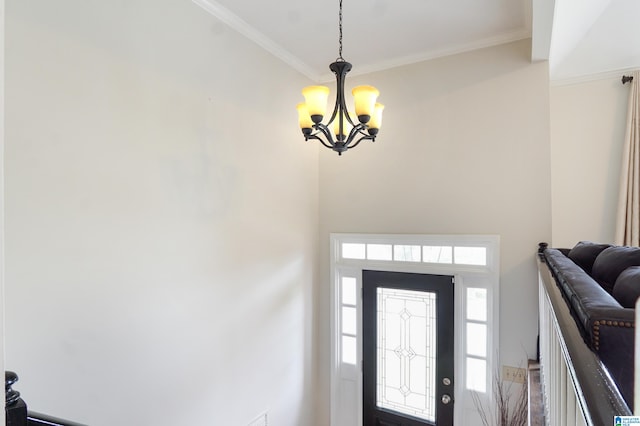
[296, 0, 384, 156]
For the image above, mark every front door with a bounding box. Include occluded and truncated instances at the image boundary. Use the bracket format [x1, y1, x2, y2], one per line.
[362, 270, 455, 426]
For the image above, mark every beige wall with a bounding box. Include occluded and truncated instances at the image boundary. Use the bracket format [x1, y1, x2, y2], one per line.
[316, 39, 552, 424]
[4, 1, 318, 425]
[550, 77, 630, 248]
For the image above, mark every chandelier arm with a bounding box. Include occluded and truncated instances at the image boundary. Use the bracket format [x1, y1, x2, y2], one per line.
[328, 61, 354, 139]
[345, 124, 372, 145]
[342, 90, 358, 128]
[326, 95, 340, 127]
[345, 134, 374, 150]
[337, 71, 349, 131]
[354, 128, 373, 139]
[351, 123, 367, 135]
[345, 112, 358, 127]
[306, 133, 336, 150]
[340, 124, 369, 146]
[313, 123, 337, 148]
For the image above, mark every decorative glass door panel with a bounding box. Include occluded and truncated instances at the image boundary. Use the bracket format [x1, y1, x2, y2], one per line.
[377, 288, 437, 422]
[363, 271, 454, 426]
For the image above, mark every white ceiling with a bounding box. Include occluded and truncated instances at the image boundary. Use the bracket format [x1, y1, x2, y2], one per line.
[193, 0, 640, 84]
[547, 0, 640, 83]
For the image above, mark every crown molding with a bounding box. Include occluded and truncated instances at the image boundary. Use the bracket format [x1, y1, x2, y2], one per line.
[550, 66, 640, 87]
[315, 30, 533, 82]
[192, 0, 321, 81]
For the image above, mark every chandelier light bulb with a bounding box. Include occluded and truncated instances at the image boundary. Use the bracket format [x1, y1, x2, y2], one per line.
[301, 86, 330, 123]
[333, 111, 354, 140]
[368, 103, 385, 134]
[297, 103, 314, 133]
[352, 85, 380, 123]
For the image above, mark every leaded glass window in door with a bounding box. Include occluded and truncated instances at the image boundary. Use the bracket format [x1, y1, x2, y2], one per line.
[377, 288, 437, 422]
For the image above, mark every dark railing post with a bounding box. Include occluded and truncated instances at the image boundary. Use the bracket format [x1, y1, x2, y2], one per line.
[6, 371, 28, 426]
[538, 241, 548, 254]
[5, 371, 88, 426]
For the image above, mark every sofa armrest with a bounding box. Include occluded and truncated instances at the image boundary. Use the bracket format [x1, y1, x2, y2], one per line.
[593, 315, 635, 405]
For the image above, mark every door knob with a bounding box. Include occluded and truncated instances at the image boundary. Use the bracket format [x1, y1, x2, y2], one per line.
[441, 394, 452, 405]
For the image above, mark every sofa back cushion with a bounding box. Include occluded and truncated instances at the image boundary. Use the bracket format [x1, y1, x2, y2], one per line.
[613, 266, 640, 308]
[592, 246, 640, 293]
[568, 241, 613, 275]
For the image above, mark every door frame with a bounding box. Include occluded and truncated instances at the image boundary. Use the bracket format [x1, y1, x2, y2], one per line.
[329, 234, 500, 426]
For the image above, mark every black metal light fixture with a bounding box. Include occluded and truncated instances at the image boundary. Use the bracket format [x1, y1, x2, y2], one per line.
[296, 0, 384, 156]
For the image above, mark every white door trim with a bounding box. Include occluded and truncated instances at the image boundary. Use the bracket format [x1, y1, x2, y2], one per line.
[329, 233, 500, 426]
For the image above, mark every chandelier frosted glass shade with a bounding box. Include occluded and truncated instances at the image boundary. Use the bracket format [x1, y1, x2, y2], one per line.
[297, 60, 384, 155]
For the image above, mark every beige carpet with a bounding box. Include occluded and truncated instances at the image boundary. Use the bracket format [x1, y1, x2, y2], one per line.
[528, 361, 545, 426]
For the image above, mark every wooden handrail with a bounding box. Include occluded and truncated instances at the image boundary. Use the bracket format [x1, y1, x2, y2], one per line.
[5, 372, 87, 426]
[27, 411, 88, 426]
[538, 249, 631, 424]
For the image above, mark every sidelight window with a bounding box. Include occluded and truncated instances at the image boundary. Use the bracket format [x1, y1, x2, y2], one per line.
[341, 276, 358, 365]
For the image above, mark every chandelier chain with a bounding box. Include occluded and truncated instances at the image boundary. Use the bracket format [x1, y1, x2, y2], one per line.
[337, 0, 344, 61]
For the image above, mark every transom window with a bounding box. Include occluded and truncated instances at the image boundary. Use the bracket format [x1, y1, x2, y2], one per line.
[340, 242, 488, 266]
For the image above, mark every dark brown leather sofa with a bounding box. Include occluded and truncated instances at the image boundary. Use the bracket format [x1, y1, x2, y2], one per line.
[542, 242, 638, 406]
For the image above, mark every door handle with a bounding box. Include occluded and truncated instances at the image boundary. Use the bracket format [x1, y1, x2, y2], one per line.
[441, 394, 452, 405]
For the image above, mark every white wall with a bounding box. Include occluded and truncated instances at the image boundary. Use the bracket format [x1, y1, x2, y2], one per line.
[550, 76, 630, 247]
[4, 1, 319, 425]
[316, 39, 552, 425]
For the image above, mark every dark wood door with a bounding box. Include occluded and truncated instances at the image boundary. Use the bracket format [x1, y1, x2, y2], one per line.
[363, 270, 454, 426]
